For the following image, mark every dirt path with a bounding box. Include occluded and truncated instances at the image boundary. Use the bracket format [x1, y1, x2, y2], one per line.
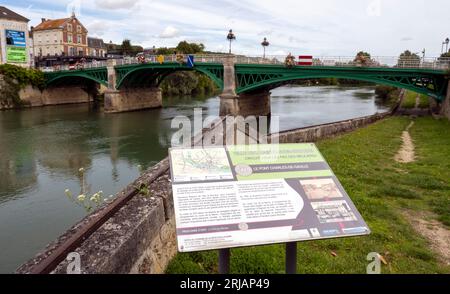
[414, 94, 420, 109]
[403, 210, 450, 266]
[394, 121, 415, 163]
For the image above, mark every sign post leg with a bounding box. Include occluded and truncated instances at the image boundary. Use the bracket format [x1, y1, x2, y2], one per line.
[285, 242, 297, 274]
[218, 248, 230, 274]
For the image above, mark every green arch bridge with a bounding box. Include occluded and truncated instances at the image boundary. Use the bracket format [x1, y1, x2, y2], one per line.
[43, 55, 449, 115]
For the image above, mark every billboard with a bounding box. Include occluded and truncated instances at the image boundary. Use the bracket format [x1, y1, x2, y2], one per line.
[5, 30, 27, 63]
[5, 30, 26, 47]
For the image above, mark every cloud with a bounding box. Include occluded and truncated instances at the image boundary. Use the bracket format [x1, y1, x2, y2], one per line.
[95, 0, 139, 10]
[5, 0, 450, 56]
[159, 25, 180, 39]
[86, 20, 110, 36]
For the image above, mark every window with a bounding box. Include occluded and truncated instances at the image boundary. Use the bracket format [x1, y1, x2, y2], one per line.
[77, 35, 82, 44]
[68, 33, 72, 43]
[77, 25, 81, 33]
[67, 24, 72, 31]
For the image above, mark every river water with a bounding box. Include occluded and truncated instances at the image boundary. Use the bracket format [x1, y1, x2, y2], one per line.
[0, 85, 388, 273]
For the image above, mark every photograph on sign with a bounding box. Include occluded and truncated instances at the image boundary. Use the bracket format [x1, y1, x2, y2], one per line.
[169, 144, 370, 253]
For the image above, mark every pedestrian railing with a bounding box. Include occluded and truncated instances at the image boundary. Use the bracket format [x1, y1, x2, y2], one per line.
[40, 55, 450, 72]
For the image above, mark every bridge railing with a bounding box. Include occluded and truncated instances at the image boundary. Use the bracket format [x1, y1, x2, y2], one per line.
[235, 55, 450, 70]
[43, 61, 108, 72]
[40, 55, 450, 72]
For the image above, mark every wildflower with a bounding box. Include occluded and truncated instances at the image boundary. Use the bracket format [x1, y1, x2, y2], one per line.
[64, 189, 72, 197]
[77, 194, 86, 202]
[78, 167, 85, 173]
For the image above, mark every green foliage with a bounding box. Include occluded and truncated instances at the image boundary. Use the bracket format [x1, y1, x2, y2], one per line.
[167, 117, 450, 274]
[176, 41, 205, 54]
[356, 51, 371, 59]
[156, 41, 206, 55]
[0, 64, 45, 89]
[418, 95, 430, 109]
[118, 39, 143, 56]
[375, 85, 401, 108]
[121, 39, 133, 56]
[135, 183, 150, 197]
[398, 50, 421, 67]
[402, 91, 418, 109]
[375, 85, 397, 99]
[0, 64, 45, 107]
[160, 71, 217, 96]
[156, 47, 175, 55]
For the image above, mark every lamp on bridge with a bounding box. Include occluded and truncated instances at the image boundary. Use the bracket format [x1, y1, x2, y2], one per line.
[261, 37, 270, 59]
[227, 29, 236, 54]
[442, 38, 450, 54]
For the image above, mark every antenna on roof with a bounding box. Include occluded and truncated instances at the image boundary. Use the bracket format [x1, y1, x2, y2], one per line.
[71, 7, 76, 18]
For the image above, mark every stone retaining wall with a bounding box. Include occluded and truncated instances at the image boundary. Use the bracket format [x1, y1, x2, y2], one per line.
[270, 112, 391, 144]
[1, 74, 93, 110]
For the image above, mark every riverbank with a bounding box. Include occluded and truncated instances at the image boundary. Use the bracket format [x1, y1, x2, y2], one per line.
[167, 116, 450, 273]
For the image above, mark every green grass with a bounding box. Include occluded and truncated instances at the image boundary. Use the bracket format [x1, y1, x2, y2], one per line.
[418, 95, 430, 109]
[401, 91, 418, 109]
[166, 117, 450, 274]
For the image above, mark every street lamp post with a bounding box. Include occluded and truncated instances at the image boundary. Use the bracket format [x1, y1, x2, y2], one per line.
[227, 29, 236, 54]
[442, 38, 450, 54]
[261, 37, 269, 59]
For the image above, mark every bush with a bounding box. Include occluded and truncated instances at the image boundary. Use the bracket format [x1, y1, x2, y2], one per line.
[0, 64, 45, 90]
[160, 71, 218, 96]
[375, 85, 397, 99]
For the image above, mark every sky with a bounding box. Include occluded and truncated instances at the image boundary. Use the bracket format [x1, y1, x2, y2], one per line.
[2, 0, 450, 57]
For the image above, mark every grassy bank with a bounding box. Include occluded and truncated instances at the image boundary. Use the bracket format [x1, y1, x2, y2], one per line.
[166, 116, 450, 274]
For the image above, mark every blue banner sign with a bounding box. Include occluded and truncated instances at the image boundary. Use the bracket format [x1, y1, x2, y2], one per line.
[187, 55, 195, 68]
[5, 30, 26, 47]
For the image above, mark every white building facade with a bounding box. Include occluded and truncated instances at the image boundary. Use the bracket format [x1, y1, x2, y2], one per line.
[0, 6, 31, 67]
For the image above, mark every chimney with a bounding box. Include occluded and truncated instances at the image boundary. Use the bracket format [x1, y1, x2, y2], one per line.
[41, 18, 46, 23]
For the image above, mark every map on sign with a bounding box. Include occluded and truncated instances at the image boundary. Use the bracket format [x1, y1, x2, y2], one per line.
[170, 148, 234, 182]
[169, 144, 370, 253]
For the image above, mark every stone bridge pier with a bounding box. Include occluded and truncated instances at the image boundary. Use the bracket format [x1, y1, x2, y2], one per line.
[219, 56, 271, 117]
[104, 59, 162, 113]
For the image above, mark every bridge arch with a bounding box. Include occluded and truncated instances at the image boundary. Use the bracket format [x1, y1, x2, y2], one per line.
[115, 63, 224, 90]
[235, 66, 448, 101]
[45, 69, 108, 88]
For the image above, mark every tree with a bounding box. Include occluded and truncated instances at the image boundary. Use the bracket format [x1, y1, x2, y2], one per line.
[354, 51, 372, 66]
[121, 39, 133, 56]
[156, 47, 175, 55]
[397, 50, 421, 68]
[440, 51, 450, 58]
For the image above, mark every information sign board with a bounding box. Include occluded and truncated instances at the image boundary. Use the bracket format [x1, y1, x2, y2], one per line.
[169, 144, 370, 252]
